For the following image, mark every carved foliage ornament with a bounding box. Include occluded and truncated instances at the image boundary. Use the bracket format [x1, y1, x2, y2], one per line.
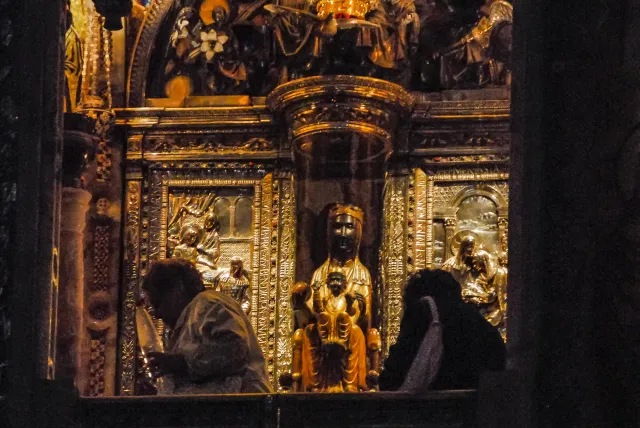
[144, 136, 275, 154]
[413, 135, 511, 149]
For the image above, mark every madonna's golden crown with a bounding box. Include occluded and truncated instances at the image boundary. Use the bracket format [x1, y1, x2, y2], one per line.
[329, 204, 364, 223]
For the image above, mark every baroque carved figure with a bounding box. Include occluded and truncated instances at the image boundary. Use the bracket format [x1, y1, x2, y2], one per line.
[64, 3, 83, 112]
[262, 0, 419, 82]
[287, 204, 381, 392]
[152, 0, 275, 97]
[435, 0, 512, 89]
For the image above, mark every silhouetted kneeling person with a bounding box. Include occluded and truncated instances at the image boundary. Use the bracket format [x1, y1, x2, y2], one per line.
[379, 269, 505, 391]
[142, 258, 273, 394]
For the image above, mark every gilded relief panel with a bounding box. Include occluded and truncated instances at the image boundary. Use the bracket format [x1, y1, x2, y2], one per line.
[119, 167, 292, 393]
[413, 169, 509, 340]
[148, 174, 265, 329]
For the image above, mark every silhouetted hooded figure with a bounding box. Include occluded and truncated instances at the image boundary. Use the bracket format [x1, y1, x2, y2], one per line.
[379, 269, 505, 391]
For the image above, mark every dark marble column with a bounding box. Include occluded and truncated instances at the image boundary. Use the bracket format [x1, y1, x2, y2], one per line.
[56, 114, 96, 388]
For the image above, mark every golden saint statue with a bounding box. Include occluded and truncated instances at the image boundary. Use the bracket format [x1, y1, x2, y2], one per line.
[288, 204, 381, 392]
[213, 256, 251, 314]
[293, 272, 368, 392]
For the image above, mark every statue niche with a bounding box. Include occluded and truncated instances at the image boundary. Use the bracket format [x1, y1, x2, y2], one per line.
[286, 204, 381, 392]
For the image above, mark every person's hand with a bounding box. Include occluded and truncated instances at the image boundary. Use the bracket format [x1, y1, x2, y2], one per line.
[147, 352, 188, 378]
[136, 376, 158, 396]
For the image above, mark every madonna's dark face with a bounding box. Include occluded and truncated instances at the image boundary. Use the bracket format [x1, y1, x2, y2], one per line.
[329, 214, 361, 260]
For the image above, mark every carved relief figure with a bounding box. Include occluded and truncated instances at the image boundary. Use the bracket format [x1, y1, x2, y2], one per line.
[167, 194, 220, 259]
[264, 0, 418, 82]
[442, 232, 504, 332]
[288, 204, 381, 392]
[64, 2, 83, 112]
[214, 256, 251, 314]
[171, 222, 220, 285]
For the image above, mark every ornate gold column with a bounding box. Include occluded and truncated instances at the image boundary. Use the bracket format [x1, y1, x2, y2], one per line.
[380, 173, 409, 358]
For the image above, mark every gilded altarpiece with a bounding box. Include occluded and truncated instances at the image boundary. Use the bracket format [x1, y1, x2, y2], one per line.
[115, 95, 510, 394]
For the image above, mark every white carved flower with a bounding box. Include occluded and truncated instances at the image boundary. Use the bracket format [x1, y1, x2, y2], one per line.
[170, 17, 190, 47]
[199, 30, 229, 61]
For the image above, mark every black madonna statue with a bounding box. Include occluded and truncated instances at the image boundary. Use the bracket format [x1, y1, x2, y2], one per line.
[287, 204, 381, 392]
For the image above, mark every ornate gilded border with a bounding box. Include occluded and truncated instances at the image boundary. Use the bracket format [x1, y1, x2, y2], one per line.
[412, 169, 428, 271]
[381, 174, 408, 358]
[257, 174, 273, 375]
[118, 178, 142, 395]
[275, 174, 295, 383]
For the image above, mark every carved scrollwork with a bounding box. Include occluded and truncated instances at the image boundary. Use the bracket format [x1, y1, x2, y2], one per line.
[412, 134, 511, 150]
[424, 154, 510, 165]
[292, 104, 391, 130]
[275, 176, 295, 383]
[381, 175, 408, 358]
[144, 135, 276, 154]
[147, 161, 270, 171]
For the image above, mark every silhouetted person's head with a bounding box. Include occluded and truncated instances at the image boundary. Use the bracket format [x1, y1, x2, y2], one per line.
[142, 258, 206, 328]
[403, 269, 462, 316]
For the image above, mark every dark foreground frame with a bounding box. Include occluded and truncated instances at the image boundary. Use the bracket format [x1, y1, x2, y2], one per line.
[79, 391, 477, 428]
